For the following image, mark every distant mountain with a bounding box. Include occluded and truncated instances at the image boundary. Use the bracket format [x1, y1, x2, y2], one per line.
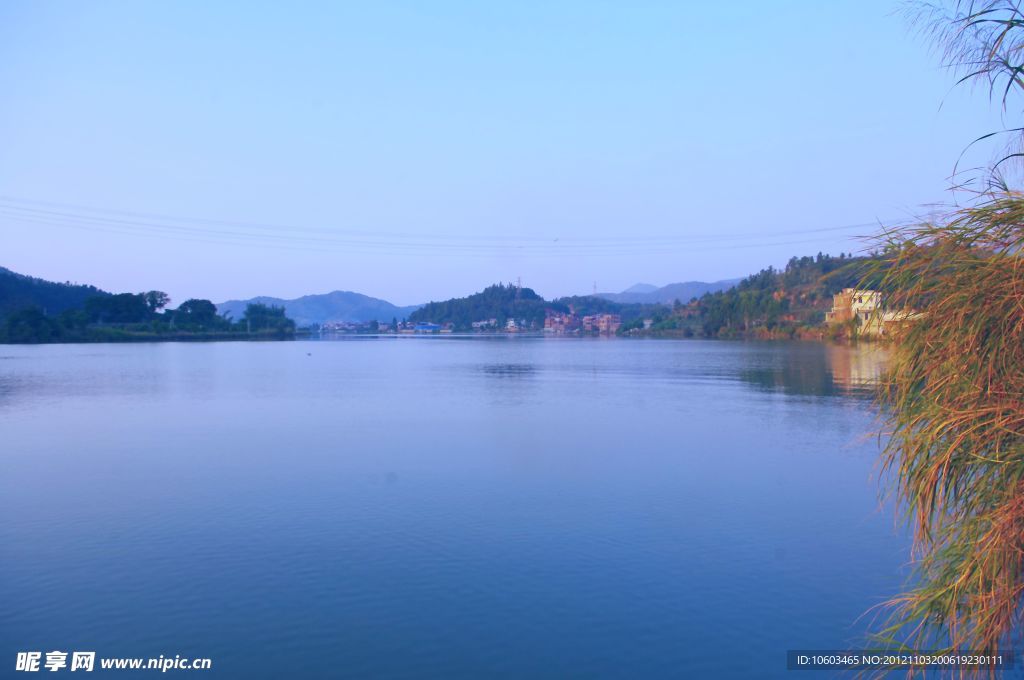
[0, 266, 110, 319]
[599, 279, 741, 304]
[216, 290, 421, 326]
[622, 283, 659, 294]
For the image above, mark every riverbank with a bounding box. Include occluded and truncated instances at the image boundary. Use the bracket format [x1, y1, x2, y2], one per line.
[0, 327, 301, 344]
[2, 324, 886, 345]
[626, 323, 891, 343]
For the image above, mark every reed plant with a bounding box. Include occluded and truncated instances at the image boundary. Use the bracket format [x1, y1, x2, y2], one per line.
[869, 1, 1024, 664]
[871, 195, 1024, 657]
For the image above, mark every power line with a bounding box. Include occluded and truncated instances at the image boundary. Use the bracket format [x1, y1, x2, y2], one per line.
[4, 209, 874, 259]
[0, 194, 903, 243]
[0, 194, 908, 255]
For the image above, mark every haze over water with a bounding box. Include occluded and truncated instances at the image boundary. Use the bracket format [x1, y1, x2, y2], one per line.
[1, 338, 905, 678]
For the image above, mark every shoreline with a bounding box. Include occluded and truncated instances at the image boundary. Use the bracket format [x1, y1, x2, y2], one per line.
[0, 329, 885, 346]
[0, 330, 302, 346]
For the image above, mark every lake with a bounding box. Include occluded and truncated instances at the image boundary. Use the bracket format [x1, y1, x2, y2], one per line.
[1, 338, 907, 678]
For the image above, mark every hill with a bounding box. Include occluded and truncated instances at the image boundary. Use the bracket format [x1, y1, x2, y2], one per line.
[217, 291, 421, 327]
[621, 283, 658, 294]
[0, 266, 110, 320]
[409, 283, 557, 330]
[1, 267, 296, 343]
[624, 253, 880, 338]
[598, 279, 740, 304]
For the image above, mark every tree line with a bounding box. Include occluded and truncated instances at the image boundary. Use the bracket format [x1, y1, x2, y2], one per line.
[2, 290, 295, 343]
[406, 255, 879, 337]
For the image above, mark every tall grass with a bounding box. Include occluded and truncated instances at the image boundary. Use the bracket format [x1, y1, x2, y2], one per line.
[870, 195, 1024, 657]
[869, 1, 1024, 664]
[860, 1, 1024, 667]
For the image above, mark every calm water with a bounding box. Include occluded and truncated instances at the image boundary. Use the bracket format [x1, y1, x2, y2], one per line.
[1, 338, 907, 678]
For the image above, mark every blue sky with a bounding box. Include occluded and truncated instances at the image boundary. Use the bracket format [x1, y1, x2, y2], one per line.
[0, 1, 1003, 305]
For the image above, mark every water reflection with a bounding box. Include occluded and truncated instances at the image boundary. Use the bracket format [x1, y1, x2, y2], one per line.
[737, 342, 888, 398]
[0, 374, 17, 405]
[825, 344, 888, 391]
[479, 363, 537, 378]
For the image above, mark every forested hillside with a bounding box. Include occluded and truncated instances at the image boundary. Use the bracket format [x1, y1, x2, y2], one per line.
[0, 267, 110, 319]
[409, 283, 557, 329]
[624, 252, 878, 337]
[0, 267, 295, 343]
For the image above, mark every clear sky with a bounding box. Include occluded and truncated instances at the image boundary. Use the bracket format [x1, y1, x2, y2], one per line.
[0, 1, 1003, 305]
